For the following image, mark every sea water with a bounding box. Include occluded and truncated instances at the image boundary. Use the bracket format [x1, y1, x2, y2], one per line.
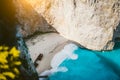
[48, 43, 120, 80]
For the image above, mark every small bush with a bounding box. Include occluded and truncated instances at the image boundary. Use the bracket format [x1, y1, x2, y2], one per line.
[0, 46, 21, 80]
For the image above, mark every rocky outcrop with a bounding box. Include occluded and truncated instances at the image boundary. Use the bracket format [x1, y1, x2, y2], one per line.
[26, 0, 120, 50]
[14, 0, 56, 37]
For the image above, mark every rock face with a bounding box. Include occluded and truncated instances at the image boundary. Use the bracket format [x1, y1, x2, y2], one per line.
[13, 0, 56, 37]
[26, 0, 120, 50]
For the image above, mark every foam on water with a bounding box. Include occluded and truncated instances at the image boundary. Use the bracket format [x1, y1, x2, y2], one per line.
[51, 43, 78, 68]
[48, 43, 120, 80]
[39, 43, 78, 80]
[39, 67, 68, 80]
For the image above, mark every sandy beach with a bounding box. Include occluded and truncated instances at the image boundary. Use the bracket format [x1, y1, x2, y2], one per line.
[26, 33, 69, 74]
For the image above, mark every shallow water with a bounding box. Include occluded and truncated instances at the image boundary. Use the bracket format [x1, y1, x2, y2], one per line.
[49, 42, 120, 80]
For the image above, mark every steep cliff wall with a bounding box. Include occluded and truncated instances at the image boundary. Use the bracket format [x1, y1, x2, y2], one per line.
[14, 0, 56, 37]
[26, 0, 120, 50]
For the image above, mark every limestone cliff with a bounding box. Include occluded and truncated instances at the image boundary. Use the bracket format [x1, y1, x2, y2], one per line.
[26, 0, 120, 50]
[13, 0, 56, 37]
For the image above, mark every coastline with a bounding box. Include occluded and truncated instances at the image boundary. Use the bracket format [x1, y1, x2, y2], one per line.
[26, 33, 69, 74]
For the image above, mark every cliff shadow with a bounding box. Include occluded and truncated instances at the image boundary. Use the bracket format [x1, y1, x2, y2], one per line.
[113, 22, 120, 50]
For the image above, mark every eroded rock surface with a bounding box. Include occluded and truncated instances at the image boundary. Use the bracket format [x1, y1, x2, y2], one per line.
[26, 0, 120, 50]
[14, 0, 56, 37]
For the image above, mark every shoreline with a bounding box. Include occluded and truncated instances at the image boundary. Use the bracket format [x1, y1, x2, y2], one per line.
[26, 33, 69, 74]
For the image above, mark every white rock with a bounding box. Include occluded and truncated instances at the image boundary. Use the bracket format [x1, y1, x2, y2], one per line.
[26, 0, 120, 50]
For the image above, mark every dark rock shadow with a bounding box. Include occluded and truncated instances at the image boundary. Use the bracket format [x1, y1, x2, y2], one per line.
[113, 22, 120, 50]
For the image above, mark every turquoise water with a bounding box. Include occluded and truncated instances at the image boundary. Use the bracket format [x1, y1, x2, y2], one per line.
[49, 43, 120, 80]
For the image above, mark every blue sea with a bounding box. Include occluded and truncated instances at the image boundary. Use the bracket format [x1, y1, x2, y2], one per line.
[48, 42, 120, 80]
